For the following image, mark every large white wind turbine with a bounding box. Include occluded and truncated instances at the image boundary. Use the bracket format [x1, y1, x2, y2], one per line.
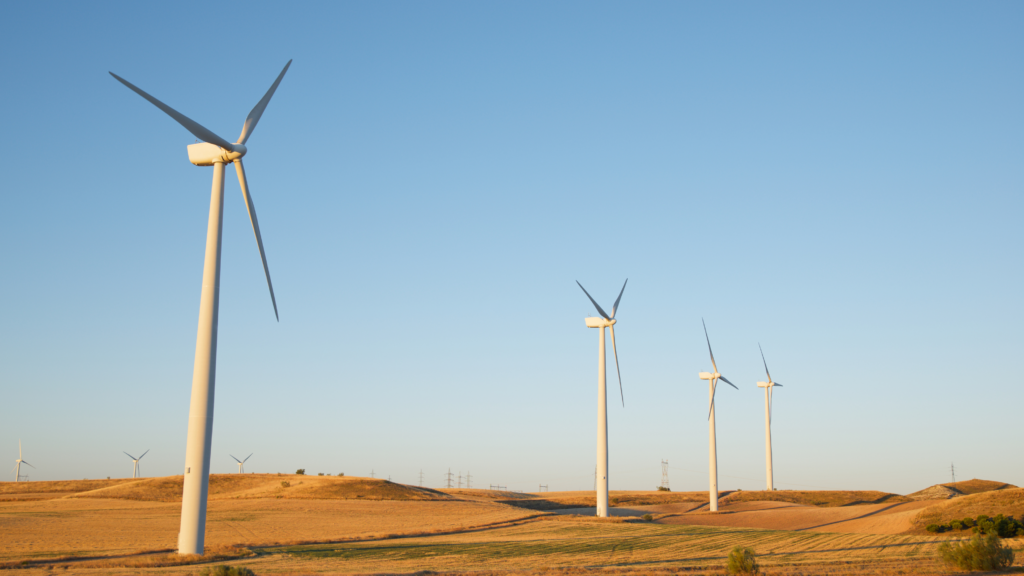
[698, 320, 738, 512]
[577, 279, 628, 518]
[124, 450, 149, 479]
[757, 344, 782, 491]
[13, 440, 34, 482]
[230, 454, 252, 474]
[109, 61, 291, 555]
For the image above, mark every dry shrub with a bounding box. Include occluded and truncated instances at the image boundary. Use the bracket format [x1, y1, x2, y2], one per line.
[937, 532, 1014, 571]
[726, 545, 759, 574]
[199, 565, 256, 576]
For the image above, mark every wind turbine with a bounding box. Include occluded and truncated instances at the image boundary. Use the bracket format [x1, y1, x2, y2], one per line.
[13, 440, 34, 482]
[698, 320, 737, 512]
[124, 450, 150, 479]
[577, 279, 627, 518]
[109, 60, 291, 555]
[757, 344, 783, 491]
[230, 454, 252, 474]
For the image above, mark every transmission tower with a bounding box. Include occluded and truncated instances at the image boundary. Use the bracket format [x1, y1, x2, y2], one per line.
[661, 460, 670, 490]
[539, 484, 548, 492]
[458, 471, 463, 489]
[444, 468, 454, 489]
[418, 469, 425, 487]
[466, 471, 472, 489]
[951, 463, 956, 484]
[370, 469, 375, 479]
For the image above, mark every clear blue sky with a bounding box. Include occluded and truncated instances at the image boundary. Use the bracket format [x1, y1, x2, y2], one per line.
[1, 1, 1020, 494]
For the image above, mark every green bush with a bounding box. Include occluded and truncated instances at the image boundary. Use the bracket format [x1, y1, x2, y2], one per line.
[938, 532, 1014, 571]
[317, 472, 324, 476]
[295, 469, 305, 475]
[656, 486, 670, 492]
[280, 481, 290, 488]
[642, 514, 653, 521]
[199, 566, 255, 576]
[338, 472, 345, 477]
[726, 546, 759, 575]
[962, 517, 976, 528]
[950, 520, 964, 530]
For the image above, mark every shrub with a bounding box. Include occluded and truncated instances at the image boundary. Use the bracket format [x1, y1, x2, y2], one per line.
[938, 532, 1014, 571]
[199, 566, 255, 576]
[726, 546, 759, 574]
[317, 473, 324, 476]
[950, 520, 964, 531]
[962, 517, 976, 528]
[642, 514, 653, 522]
[338, 473, 345, 477]
[656, 486, 670, 492]
[295, 469, 305, 475]
[280, 481, 290, 488]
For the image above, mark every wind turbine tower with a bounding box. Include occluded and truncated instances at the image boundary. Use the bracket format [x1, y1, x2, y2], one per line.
[109, 60, 292, 555]
[756, 344, 782, 491]
[13, 440, 34, 482]
[231, 454, 252, 474]
[124, 450, 150, 479]
[698, 320, 737, 512]
[577, 279, 628, 518]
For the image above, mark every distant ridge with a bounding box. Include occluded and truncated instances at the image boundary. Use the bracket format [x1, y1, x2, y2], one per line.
[907, 478, 1016, 501]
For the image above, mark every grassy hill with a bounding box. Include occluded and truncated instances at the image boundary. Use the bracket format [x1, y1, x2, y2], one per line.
[912, 487, 1024, 530]
[725, 490, 912, 507]
[0, 475, 454, 502]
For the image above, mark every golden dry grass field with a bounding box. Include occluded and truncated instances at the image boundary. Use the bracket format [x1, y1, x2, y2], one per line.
[0, 475, 1022, 575]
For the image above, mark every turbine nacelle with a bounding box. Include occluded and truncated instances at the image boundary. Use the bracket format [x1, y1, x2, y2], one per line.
[757, 381, 771, 387]
[699, 371, 720, 381]
[187, 142, 247, 166]
[584, 316, 616, 329]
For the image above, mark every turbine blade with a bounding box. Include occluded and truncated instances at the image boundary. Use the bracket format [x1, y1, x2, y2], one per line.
[22, 461, 34, 469]
[610, 324, 624, 407]
[108, 72, 238, 152]
[230, 455, 242, 463]
[124, 452, 136, 460]
[759, 343, 772, 383]
[702, 318, 717, 373]
[139, 449, 149, 460]
[237, 60, 292, 145]
[720, 375, 739, 390]
[773, 382, 782, 387]
[707, 380, 718, 420]
[610, 279, 628, 319]
[244, 453, 253, 463]
[236, 159, 279, 321]
[576, 281, 610, 319]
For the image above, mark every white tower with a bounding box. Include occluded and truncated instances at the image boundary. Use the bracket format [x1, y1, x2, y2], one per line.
[697, 320, 737, 512]
[577, 280, 628, 518]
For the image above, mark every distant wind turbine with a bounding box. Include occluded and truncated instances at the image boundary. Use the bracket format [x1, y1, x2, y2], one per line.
[124, 450, 149, 479]
[230, 454, 252, 474]
[577, 279, 628, 518]
[757, 344, 783, 491]
[109, 60, 292, 555]
[698, 320, 738, 512]
[13, 440, 34, 482]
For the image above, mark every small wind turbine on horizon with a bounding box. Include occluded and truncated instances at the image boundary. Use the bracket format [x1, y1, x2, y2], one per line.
[109, 60, 292, 555]
[577, 279, 628, 518]
[124, 450, 150, 479]
[698, 320, 738, 513]
[230, 454, 252, 474]
[13, 440, 34, 482]
[757, 344, 783, 491]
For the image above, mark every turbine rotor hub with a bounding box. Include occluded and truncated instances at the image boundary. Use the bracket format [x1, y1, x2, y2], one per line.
[187, 142, 247, 166]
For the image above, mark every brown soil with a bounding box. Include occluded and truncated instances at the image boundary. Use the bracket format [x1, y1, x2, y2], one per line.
[646, 499, 939, 534]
